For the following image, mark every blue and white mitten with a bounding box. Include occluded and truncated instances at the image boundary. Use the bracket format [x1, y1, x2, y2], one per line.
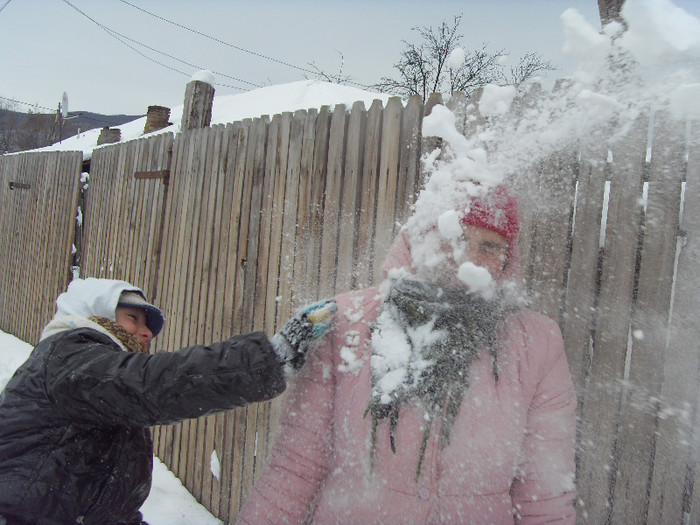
[271, 299, 337, 375]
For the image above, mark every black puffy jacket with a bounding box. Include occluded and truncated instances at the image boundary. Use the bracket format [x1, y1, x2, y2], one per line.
[0, 327, 286, 525]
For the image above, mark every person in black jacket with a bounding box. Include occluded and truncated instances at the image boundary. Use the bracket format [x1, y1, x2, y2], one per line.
[0, 277, 336, 525]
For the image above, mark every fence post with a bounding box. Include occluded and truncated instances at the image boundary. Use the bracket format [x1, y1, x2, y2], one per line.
[181, 80, 215, 131]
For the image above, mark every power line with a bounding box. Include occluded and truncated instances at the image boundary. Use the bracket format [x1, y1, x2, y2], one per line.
[0, 96, 54, 113]
[118, 0, 375, 90]
[105, 28, 262, 89]
[61, 0, 255, 91]
[0, 96, 131, 126]
[119, 0, 319, 77]
[0, 0, 11, 14]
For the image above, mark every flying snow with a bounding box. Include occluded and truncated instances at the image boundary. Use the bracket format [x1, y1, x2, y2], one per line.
[447, 47, 466, 70]
[363, 0, 700, 410]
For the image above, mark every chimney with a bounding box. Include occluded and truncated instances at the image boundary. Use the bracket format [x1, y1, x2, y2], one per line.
[97, 127, 121, 145]
[143, 105, 172, 134]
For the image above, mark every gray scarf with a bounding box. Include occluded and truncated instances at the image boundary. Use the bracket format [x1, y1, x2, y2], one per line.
[366, 278, 510, 479]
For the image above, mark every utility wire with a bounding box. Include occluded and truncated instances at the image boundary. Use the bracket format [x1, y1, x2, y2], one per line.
[61, 0, 255, 91]
[0, 96, 133, 126]
[120, 0, 318, 77]
[0, 0, 11, 14]
[119, 0, 375, 90]
[0, 96, 54, 113]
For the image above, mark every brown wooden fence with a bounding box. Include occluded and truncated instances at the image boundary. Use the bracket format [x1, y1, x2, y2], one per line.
[1, 89, 699, 524]
[0, 150, 82, 344]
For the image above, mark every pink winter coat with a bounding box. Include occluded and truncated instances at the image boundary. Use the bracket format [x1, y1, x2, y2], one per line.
[237, 233, 577, 525]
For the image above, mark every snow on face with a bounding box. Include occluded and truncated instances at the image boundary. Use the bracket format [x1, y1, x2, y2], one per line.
[437, 209, 463, 240]
[457, 262, 497, 301]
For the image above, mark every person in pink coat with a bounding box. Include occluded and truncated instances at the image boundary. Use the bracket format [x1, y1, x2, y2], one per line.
[236, 185, 577, 524]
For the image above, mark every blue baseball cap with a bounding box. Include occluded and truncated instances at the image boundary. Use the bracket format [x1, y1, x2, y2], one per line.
[117, 291, 165, 337]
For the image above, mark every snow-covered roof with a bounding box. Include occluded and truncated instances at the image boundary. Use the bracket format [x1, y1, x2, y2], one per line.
[24, 80, 391, 159]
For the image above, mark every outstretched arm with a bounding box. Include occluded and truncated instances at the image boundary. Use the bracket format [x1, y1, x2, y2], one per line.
[45, 330, 287, 427]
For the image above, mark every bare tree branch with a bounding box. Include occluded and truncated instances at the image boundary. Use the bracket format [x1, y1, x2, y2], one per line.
[374, 14, 556, 101]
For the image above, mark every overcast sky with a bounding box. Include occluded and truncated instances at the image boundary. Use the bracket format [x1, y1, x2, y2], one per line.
[1, 1, 698, 116]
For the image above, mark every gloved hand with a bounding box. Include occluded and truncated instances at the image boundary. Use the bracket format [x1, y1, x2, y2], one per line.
[271, 299, 337, 374]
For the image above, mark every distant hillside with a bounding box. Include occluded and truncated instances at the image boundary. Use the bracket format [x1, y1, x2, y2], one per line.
[0, 108, 143, 154]
[63, 111, 144, 135]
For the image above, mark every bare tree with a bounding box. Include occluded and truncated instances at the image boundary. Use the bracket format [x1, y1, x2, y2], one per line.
[307, 51, 352, 85]
[374, 15, 555, 100]
[16, 110, 53, 151]
[0, 101, 54, 154]
[0, 99, 21, 154]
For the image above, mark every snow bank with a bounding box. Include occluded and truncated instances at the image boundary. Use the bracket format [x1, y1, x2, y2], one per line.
[0, 331, 32, 390]
[142, 459, 222, 524]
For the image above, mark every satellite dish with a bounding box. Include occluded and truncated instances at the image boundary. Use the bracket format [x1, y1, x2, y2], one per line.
[61, 92, 69, 118]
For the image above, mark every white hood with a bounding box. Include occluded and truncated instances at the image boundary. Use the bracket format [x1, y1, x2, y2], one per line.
[39, 278, 145, 343]
[54, 278, 144, 320]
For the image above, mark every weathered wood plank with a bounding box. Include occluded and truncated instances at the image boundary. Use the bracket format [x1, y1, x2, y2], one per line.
[561, 137, 607, 396]
[372, 97, 403, 281]
[318, 104, 347, 297]
[236, 116, 269, 514]
[279, 110, 305, 317]
[396, 95, 424, 225]
[250, 114, 287, 488]
[178, 127, 209, 489]
[336, 101, 366, 293]
[154, 131, 188, 469]
[257, 114, 284, 337]
[356, 99, 383, 288]
[525, 150, 577, 322]
[305, 106, 331, 298]
[217, 121, 248, 522]
[611, 111, 685, 524]
[647, 118, 700, 524]
[191, 126, 225, 504]
[576, 114, 648, 523]
[169, 127, 203, 480]
[290, 108, 320, 308]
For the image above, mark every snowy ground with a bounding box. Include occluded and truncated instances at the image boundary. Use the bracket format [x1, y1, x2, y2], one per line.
[0, 330, 222, 525]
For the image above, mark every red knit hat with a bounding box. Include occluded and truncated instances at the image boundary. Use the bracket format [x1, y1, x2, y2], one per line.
[460, 185, 520, 274]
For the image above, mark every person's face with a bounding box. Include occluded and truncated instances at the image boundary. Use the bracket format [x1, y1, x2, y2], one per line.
[115, 306, 153, 352]
[412, 224, 509, 287]
[458, 224, 509, 279]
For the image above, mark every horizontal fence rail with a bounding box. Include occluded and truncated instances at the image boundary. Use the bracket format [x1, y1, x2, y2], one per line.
[1, 89, 699, 524]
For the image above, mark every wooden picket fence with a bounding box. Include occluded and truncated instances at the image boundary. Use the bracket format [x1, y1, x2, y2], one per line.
[0, 88, 699, 524]
[0, 150, 82, 344]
